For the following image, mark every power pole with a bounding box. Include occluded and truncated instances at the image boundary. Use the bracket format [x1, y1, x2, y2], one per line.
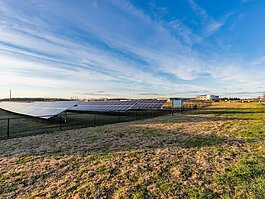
[9, 89, 11, 101]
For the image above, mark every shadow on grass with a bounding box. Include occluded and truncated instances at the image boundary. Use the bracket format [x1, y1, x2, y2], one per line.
[162, 114, 254, 123]
[0, 121, 247, 158]
[192, 107, 264, 115]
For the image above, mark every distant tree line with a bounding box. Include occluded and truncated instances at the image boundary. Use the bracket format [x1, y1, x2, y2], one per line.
[0, 98, 73, 102]
[220, 97, 241, 101]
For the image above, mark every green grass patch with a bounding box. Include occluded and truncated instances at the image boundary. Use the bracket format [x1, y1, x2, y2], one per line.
[17, 156, 34, 164]
[128, 128, 163, 137]
[188, 187, 216, 199]
[87, 152, 115, 164]
[216, 155, 265, 198]
[133, 186, 150, 199]
[179, 136, 225, 148]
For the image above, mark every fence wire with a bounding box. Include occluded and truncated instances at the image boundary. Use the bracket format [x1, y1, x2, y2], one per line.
[0, 102, 212, 140]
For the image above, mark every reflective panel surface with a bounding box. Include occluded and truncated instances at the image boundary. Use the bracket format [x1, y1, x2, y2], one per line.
[0, 100, 167, 118]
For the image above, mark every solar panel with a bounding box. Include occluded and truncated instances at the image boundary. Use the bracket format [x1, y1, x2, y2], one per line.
[130, 100, 167, 110]
[69, 100, 167, 112]
[0, 100, 167, 119]
[69, 102, 133, 112]
[77, 100, 135, 106]
[70, 105, 131, 112]
[0, 101, 78, 119]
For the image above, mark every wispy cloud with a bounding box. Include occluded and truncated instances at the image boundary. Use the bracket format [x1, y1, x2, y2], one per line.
[76, 91, 115, 97]
[250, 56, 265, 65]
[188, 0, 233, 37]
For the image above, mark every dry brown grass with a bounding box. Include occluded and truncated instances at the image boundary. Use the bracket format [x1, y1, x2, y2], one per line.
[0, 102, 264, 198]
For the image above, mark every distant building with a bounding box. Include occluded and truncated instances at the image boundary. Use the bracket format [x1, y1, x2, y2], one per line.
[196, 95, 220, 101]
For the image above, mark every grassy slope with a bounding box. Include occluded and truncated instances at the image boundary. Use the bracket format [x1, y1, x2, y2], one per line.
[0, 102, 264, 198]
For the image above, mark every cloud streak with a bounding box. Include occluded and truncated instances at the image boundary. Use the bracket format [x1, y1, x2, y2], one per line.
[188, 0, 233, 37]
[250, 56, 265, 65]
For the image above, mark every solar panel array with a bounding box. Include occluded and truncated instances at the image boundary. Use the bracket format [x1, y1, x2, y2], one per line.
[0, 101, 78, 119]
[130, 99, 167, 110]
[0, 99, 167, 119]
[69, 105, 132, 112]
[69, 99, 167, 112]
[68, 100, 133, 112]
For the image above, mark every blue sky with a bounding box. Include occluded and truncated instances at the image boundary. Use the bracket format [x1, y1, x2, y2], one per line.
[0, 0, 264, 99]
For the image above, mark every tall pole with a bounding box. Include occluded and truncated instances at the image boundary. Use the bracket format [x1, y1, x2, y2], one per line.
[9, 90, 11, 101]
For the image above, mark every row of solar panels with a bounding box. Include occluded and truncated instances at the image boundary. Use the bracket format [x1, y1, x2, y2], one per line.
[71, 100, 166, 112]
[0, 99, 167, 119]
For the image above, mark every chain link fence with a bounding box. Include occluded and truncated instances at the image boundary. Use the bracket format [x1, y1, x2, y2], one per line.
[0, 110, 172, 140]
[0, 101, 212, 140]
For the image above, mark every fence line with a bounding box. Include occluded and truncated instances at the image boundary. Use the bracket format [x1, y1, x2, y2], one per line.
[0, 102, 212, 140]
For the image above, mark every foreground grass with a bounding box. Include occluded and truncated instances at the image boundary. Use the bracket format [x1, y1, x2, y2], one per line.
[0, 102, 264, 198]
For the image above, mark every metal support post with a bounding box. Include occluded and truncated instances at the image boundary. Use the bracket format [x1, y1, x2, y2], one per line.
[7, 118, 10, 139]
[93, 112, 96, 127]
[59, 116, 62, 131]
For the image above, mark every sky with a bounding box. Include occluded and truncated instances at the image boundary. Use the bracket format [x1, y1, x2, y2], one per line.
[0, 0, 264, 99]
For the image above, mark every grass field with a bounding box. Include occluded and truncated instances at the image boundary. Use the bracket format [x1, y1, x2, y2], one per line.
[0, 102, 264, 198]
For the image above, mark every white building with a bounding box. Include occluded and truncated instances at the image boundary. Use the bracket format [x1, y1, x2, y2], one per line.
[196, 95, 220, 101]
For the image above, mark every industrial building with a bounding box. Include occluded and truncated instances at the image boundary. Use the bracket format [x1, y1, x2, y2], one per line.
[196, 95, 220, 101]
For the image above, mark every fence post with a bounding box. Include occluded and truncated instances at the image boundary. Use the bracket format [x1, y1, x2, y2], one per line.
[7, 118, 10, 139]
[59, 116, 62, 131]
[93, 112, 96, 127]
[118, 114, 120, 123]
